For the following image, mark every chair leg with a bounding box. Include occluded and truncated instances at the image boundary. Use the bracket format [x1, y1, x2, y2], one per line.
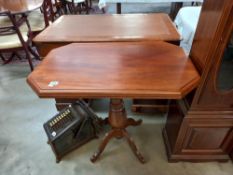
[77, 4, 82, 14]
[28, 46, 40, 60]
[23, 46, 34, 71]
[14, 52, 23, 60]
[26, 51, 34, 71]
[68, 3, 75, 14]
[89, 0, 92, 8]
[0, 53, 6, 62]
[2, 52, 15, 64]
[85, 0, 89, 14]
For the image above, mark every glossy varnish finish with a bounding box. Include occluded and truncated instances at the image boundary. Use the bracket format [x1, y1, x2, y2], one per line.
[33, 14, 180, 57]
[34, 14, 180, 43]
[90, 99, 145, 163]
[190, 0, 227, 72]
[163, 0, 233, 162]
[27, 42, 199, 99]
[0, 0, 43, 14]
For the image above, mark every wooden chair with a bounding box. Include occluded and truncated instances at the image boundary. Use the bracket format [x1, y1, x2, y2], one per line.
[65, 0, 90, 14]
[27, 0, 55, 35]
[0, 11, 34, 71]
[53, 0, 68, 15]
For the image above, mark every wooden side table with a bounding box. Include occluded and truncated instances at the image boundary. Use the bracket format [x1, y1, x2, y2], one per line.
[27, 41, 200, 163]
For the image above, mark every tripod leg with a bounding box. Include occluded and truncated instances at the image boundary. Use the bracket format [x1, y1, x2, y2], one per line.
[122, 129, 145, 163]
[90, 129, 115, 163]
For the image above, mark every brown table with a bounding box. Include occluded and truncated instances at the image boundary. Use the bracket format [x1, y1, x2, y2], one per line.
[0, 0, 43, 14]
[27, 41, 200, 163]
[33, 13, 181, 57]
[0, 0, 43, 68]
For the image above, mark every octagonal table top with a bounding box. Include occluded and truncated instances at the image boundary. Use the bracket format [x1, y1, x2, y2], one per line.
[27, 41, 200, 99]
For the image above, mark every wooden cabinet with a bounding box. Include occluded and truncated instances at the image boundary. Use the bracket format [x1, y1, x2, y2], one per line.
[163, 0, 233, 162]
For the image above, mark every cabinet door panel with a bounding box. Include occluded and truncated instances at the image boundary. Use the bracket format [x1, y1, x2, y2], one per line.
[181, 118, 233, 155]
[186, 127, 230, 149]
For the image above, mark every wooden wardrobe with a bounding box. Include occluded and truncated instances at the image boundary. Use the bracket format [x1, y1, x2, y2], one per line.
[163, 0, 233, 161]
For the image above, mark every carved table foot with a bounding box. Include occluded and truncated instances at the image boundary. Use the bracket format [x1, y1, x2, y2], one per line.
[90, 99, 145, 163]
[122, 129, 145, 163]
[90, 129, 116, 163]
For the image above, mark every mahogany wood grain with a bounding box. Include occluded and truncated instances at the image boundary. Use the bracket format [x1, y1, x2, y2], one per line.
[33, 14, 180, 57]
[27, 42, 200, 99]
[0, 0, 43, 14]
[34, 14, 180, 42]
[163, 0, 233, 162]
[189, 0, 226, 73]
[90, 99, 145, 163]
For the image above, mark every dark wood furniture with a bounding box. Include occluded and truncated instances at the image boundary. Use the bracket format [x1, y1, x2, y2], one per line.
[230, 143, 233, 160]
[33, 13, 180, 57]
[65, 0, 90, 14]
[33, 13, 181, 111]
[0, 11, 34, 70]
[33, 13, 181, 112]
[163, 0, 233, 162]
[42, 0, 56, 27]
[0, 0, 44, 69]
[27, 41, 200, 163]
[27, 0, 56, 37]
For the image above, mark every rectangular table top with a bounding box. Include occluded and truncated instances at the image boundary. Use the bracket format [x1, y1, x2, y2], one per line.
[27, 42, 200, 99]
[33, 14, 180, 43]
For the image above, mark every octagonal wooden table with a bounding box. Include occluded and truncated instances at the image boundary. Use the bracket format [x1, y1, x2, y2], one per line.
[27, 41, 200, 163]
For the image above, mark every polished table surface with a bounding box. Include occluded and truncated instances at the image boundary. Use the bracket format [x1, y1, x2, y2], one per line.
[34, 14, 181, 57]
[34, 14, 180, 43]
[0, 0, 43, 14]
[27, 42, 199, 99]
[27, 41, 200, 163]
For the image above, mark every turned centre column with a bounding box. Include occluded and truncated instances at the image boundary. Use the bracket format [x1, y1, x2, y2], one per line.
[91, 99, 145, 163]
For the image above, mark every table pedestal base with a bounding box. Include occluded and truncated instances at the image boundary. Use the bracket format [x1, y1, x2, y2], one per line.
[90, 99, 145, 163]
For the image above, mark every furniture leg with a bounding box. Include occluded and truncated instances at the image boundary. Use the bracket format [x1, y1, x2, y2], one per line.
[90, 129, 116, 162]
[122, 129, 145, 163]
[3, 52, 15, 64]
[85, 0, 89, 14]
[116, 3, 121, 14]
[28, 46, 40, 60]
[90, 99, 145, 163]
[14, 52, 23, 60]
[170, 2, 183, 20]
[25, 51, 34, 71]
[0, 53, 6, 61]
